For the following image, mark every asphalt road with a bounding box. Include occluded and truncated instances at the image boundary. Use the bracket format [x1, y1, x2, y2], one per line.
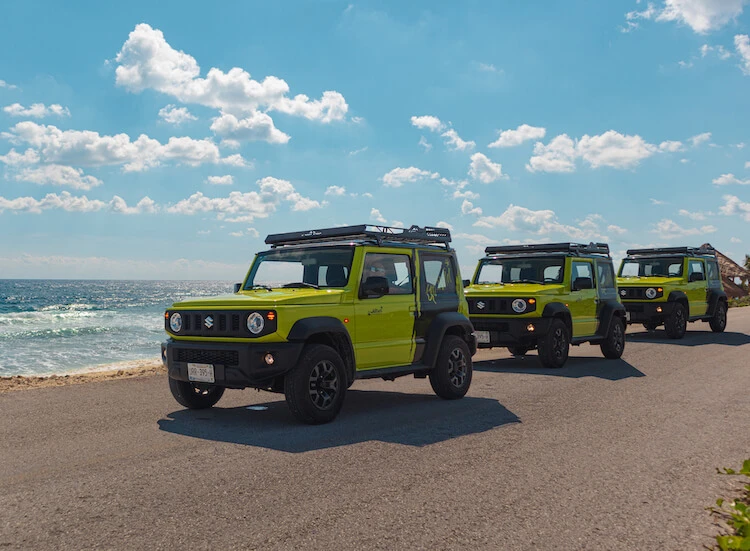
[2, 309, 750, 550]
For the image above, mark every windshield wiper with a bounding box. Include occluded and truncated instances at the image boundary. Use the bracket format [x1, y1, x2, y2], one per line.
[513, 279, 545, 285]
[282, 282, 320, 289]
[247, 284, 273, 291]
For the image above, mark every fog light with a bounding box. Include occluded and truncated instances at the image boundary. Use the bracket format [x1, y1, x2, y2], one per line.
[527, 324, 535, 332]
[656, 306, 663, 313]
[264, 353, 275, 365]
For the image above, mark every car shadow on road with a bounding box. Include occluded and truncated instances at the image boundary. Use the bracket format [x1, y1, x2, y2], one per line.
[627, 329, 750, 347]
[473, 356, 645, 380]
[158, 390, 519, 453]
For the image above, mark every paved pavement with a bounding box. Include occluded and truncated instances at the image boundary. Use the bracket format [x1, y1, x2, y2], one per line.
[2, 308, 750, 550]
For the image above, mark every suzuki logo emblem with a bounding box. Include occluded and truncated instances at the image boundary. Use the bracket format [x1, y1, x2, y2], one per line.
[204, 316, 214, 329]
[620, 289, 627, 296]
[476, 301, 486, 310]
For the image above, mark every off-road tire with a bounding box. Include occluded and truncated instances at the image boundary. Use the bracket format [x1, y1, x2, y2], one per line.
[601, 316, 626, 359]
[643, 322, 658, 332]
[429, 336, 472, 400]
[169, 377, 225, 409]
[709, 300, 728, 333]
[664, 303, 687, 339]
[507, 346, 529, 357]
[537, 319, 569, 368]
[284, 344, 346, 424]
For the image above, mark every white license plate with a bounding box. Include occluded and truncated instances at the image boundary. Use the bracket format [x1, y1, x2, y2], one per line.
[187, 363, 215, 383]
[475, 331, 490, 344]
[626, 312, 631, 322]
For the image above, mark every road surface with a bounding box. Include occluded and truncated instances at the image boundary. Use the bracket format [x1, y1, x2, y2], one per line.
[2, 308, 750, 550]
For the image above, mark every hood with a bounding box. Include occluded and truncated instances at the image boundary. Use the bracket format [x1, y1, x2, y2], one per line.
[616, 276, 682, 287]
[465, 283, 566, 296]
[171, 288, 346, 309]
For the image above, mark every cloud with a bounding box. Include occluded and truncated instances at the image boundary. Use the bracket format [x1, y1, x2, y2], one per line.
[746, 161, 750, 169]
[205, 175, 233, 185]
[475, 204, 602, 240]
[441, 128, 476, 151]
[527, 130, 658, 173]
[0, 148, 40, 166]
[678, 59, 694, 69]
[418, 136, 432, 152]
[325, 185, 346, 196]
[167, 176, 321, 222]
[650, 218, 717, 238]
[622, 2, 657, 32]
[713, 173, 750, 185]
[476, 62, 501, 73]
[659, 140, 684, 152]
[656, 0, 748, 33]
[3, 103, 70, 118]
[3, 121, 247, 172]
[736, 34, 750, 74]
[650, 198, 668, 205]
[701, 43, 732, 59]
[488, 124, 546, 148]
[348, 146, 367, 156]
[689, 132, 712, 147]
[209, 112, 290, 144]
[382, 166, 440, 187]
[370, 208, 387, 223]
[410, 115, 444, 132]
[114, 24, 347, 143]
[469, 152, 505, 183]
[720, 194, 750, 221]
[607, 224, 628, 235]
[730, 236, 742, 243]
[15, 165, 102, 190]
[0, 191, 155, 214]
[0, 80, 18, 89]
[436, 221, 454, 231]
[461, 200, 483, 216]
[158, 104, 197, 124]
[678, 208, 707, 220]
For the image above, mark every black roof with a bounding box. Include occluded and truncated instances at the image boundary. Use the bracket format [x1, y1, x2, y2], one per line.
[625, 246, 717, 258]
[485, 242, 610, 257]
[265, 224, 452, 249]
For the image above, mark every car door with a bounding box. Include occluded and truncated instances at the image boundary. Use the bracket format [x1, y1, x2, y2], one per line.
[353, 250, 417, 370]
[569, 259, 598, 337]
[595, 260, 618, 325]
[414, 251, 460, 363]
[686, 258, 708, 317]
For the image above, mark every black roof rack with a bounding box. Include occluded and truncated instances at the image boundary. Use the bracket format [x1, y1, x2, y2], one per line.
[265, 224, 452, 248]
[626, 246, 717, 257]
[485, 242, 610, 257]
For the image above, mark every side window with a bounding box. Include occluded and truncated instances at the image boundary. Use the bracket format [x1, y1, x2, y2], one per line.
[421, 254, 458, 299]
[688, 260, 705, 281]
[707, 261, 720, 282]
[596, 262, 615, 289]
[668, 262, 682, 276]
[361, 253, 413, 295]
[571, 261, 595, 289]
[318, 265, 349, 288]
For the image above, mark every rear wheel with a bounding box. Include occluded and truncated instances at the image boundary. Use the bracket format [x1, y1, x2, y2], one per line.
[601, 317, 626, 359]
[507, 346, 529, 357]
[664, 303, 687, 339]
[284, 344, 346, 424]
[429, 336, 472, 399]
[168, 378, 225, 409]
[709, 301, 727, 333]
[537, 319, 569, 368]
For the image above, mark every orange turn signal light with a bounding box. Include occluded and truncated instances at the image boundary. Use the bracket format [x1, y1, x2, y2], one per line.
[164, 312, 169, 319]
[657, 288, 663, 292]
[528, 298, 536, 304]
[267, 312, 275, 320]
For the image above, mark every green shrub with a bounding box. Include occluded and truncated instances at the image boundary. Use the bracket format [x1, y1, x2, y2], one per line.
[708, 460, 750, 550]
[728, 297, 750, 308]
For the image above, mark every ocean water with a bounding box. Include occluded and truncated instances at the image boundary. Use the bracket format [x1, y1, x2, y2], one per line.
[0, 280, 234, 377]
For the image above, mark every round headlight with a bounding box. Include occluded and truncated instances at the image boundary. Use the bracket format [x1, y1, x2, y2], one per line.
[247, 312, 264, 334]
[512, 298, 527, 313]
[169, 312, 182, 333]
[645, 287, 657, 299]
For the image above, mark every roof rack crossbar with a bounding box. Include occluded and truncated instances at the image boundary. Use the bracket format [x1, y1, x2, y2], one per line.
[626, 246, 716, 257]
[484, 242, 610, 257]
[265, 224, 452, 248]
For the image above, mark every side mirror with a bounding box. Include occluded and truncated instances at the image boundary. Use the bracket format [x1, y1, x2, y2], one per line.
[462, 279, 471, 288]
[689, 272, 704, 282]
[233, 283, 242, 293]
[572, 277, 593, 291]
[360, 276, 389, 298]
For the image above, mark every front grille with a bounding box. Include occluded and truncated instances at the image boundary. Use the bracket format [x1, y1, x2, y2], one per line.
[469, 298, 511, 314]
[175, 348, 239, 366]
[620, 287, 646, 299]
[166, 310, 277, 338]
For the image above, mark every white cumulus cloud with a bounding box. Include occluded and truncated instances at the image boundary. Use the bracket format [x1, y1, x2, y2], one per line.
[720, 195, 750, 220]
[469, 152, 505, 183]
[650, 218, 717, 239]
[713, 173, 750, 185]
[689, 132, 712, 147]
[158, 104, 197, 124]
[441, 128, 476, 151]
[382, 166, 440, 187]
[736, 34, 750, 74]
[3, 103, 70, 118]
[656, 0, 748, 34]
[0, 192, 155, 214]
[206, 175, 233, 185]
[325, 185, 346, 196]
[410, 115, 445, 132]
[15, 165, 102, 190]
[488, 124, 546, 148]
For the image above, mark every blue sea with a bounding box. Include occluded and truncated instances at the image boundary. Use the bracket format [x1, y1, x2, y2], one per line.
[0, 280, 234, 377]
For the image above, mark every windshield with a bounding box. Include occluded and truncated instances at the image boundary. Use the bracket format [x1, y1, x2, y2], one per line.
[475, 257, 565, 285]
[245, 246, 355, 289]
[619, 257, 683, 278]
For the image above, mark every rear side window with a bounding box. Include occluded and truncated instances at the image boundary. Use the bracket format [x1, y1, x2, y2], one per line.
[707, 261, 720, 282]
[596, 262, 615, 289]
[571, 261, 595, 289]
[688, 260, 705, 281]
[421, 254, 458, 298]
[361, 253, 413, 295]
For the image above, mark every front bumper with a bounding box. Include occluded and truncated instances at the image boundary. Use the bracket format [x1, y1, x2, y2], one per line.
[622, 301, 675, 324]
[470, 317, 552, 348]
[162, 339, 304, 388]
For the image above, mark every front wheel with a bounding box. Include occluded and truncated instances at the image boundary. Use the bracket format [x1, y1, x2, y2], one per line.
[601, 317, 626, 359]
[169, 377, 225, 409]
[537, 319, 569, 368]
[709, 301, 727, 333]
[429, 336, 472, 399]
[284, 344, 346, 424]
[664, 303, 687, 339]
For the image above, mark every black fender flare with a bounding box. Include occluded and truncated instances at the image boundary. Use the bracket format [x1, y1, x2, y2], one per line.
[421, 312, 475, 368]
[667, 291, 688, 307]
[542, 302, 572, 334]
[287, 317, 356, 384]
[596, 300, 627, 337]
[707, 289, 727, 316]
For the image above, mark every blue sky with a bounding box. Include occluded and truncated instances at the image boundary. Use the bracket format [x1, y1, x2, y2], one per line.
[1, 0, 750, 280]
